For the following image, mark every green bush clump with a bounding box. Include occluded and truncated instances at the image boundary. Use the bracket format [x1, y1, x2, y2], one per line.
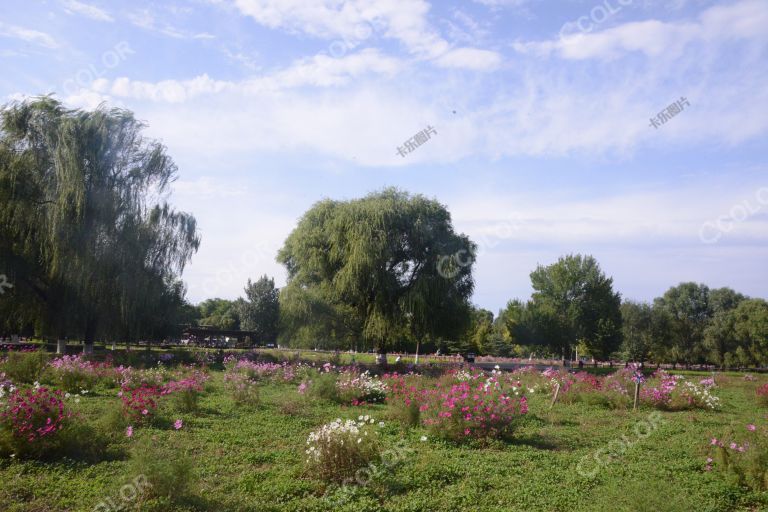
[1, 351, 50, 384]
[128, 435, 197, 506]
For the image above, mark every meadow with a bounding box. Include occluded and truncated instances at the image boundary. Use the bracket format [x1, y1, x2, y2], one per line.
[0, 349, 767, 512]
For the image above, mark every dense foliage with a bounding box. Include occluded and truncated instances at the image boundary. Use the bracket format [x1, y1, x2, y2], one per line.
[0, 98, 199, 346]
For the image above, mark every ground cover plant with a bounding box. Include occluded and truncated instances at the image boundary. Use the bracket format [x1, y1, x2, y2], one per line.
[0, 349, 766, 511]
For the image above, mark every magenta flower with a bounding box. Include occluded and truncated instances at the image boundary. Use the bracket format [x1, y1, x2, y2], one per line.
[125, 426, 133, 438]
[174, 419, 183, 430]
[747, 424, 756, 431]
[710, 438, 719, 446]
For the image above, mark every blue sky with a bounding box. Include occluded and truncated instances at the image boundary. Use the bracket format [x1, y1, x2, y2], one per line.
[1, 0, 767, 313]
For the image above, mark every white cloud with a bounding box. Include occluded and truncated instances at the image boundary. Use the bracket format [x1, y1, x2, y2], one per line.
[231, 0, 455, 59]
[514, 0, 768, 60]
[127, 8, 215, 40]
[60, 0, 114, 22]
[80, 49, 402, 103]
[0, 22, 59, 49]
[435, 47, 502, 71]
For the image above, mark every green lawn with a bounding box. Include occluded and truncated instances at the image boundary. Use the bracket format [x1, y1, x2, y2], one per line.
[1, 369, 766, 512]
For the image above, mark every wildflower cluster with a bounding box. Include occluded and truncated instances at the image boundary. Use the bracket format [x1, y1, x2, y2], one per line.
[305, 415, 381, 482]
[0, 373, 14, 402]
[48, 355, 113, 392]
[223, 371, 260, 405]
[336, 370, 387, 404]
[116, 365, 168, 389]
[707, 423, 768, 491]
[640, 370, 720, 410]
[119, 369, 209, 422]
[223, 356, 307, 383]
[419, 374, 528, 442]
[0, 386, 71, 442]
[119, 385, 163, 423]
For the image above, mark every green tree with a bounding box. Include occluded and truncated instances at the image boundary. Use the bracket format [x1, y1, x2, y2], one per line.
[527, 254, 622, 362]
[463, 307, 493, 355]
[653, 282, 711, 366]
[620, 301, 654, 363]
[277, 188, 475, 358]
[704, 310, 737, 369]
[198, 298, 240, 330]
[0, 97, 199, 349]
[709, 287, 746, 314]
[732, 299, 768, 366]
[238, 275, 279, 345]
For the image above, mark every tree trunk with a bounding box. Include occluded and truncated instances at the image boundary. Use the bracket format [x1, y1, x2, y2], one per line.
[83, 317, 96, 355]
[56, 338, 67, 354]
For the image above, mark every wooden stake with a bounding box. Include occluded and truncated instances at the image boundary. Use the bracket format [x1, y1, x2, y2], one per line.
[550, 382, 561, 409]
[633, 381, 641, 410]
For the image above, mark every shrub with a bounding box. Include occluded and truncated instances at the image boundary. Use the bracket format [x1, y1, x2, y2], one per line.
[307, 371, 339, 402]
[47, 355, 110, 392]
[0, 351, 49, 384]
[707, 423, 768, 491]
[383, 373, 425, 427]
[304, 416, 381, 483]
[0, 385, 72, 458]
[129, 435, 196, 506]
[223, 372, 260, 406]
[162, 371, 209, 413]
[756, 383, 768, 407]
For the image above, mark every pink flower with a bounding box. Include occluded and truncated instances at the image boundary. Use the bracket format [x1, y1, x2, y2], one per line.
[125, 426, 133, 438]
[729, 442, 738, 450]
[747, 424, 756, 431]
[710, 438, 719, 446]
[174, 419, 183, 430]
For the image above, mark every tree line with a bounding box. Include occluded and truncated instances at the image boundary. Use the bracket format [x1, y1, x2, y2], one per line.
[2, 99, 765, 366]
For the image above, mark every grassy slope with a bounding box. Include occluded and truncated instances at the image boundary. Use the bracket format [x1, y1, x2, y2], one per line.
[0, 372, 766, 512]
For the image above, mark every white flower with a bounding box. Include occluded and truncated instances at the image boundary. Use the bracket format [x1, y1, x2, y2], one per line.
[378, 421, 385, 427]
[420, 436, 427, 442]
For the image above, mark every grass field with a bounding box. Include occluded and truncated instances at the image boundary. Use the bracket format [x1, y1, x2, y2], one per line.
[0, 359, 767, 512]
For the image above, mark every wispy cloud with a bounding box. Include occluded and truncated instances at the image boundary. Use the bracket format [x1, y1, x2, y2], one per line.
[0, 22, 59, 49]
[513, 0, 768, 60]
[60, 0, 114, 22]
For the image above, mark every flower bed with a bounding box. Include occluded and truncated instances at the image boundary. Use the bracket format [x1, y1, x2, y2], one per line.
[419, 374, 528, 442]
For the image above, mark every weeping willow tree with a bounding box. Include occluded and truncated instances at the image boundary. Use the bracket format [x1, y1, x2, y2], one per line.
[0, 97, 199, 348]
[277, 188, 475, 357]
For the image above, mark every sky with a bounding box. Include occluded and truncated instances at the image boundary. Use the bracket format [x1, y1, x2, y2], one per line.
[1, 0, 767, 314]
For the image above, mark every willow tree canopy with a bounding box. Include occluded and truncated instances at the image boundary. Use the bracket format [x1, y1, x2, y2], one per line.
[0, 97, 199, 342]
[278, 187, 475, 350]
